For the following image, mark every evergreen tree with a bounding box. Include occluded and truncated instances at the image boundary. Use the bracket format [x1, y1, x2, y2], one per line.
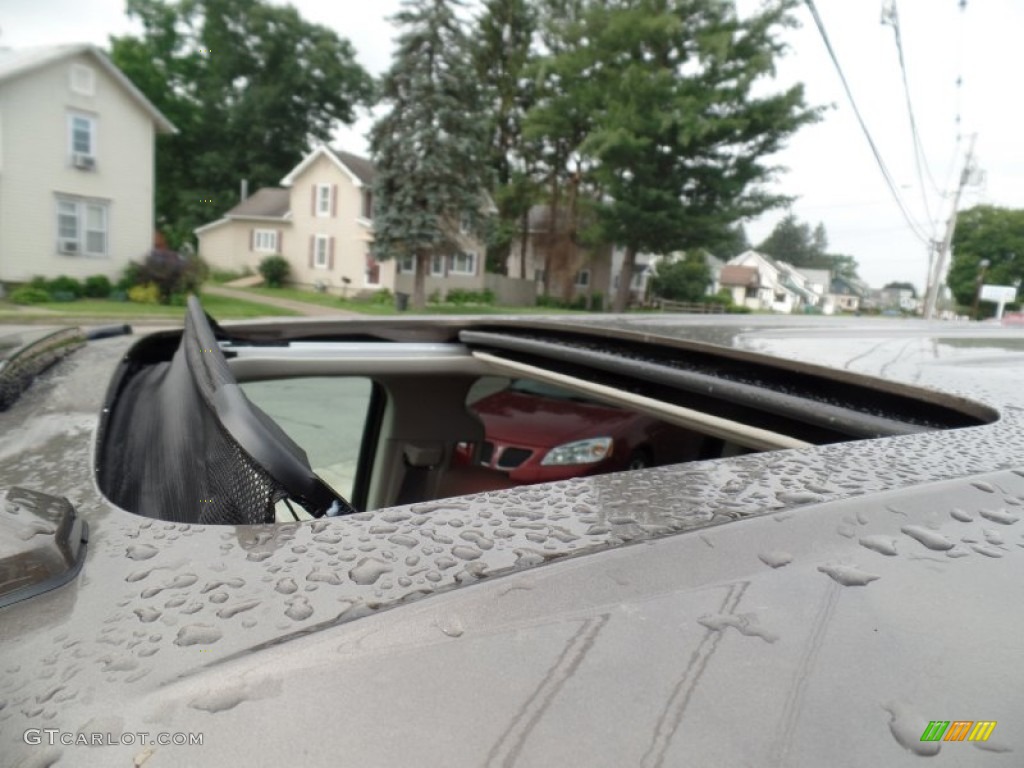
[758, 213, 860, 279]
[370, 0, 493, 309]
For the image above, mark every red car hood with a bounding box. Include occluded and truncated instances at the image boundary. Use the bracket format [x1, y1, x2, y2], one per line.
[471, 389, 635, 446]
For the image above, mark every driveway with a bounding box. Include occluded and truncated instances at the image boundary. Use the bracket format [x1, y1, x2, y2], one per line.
[203, 284, 358, 317]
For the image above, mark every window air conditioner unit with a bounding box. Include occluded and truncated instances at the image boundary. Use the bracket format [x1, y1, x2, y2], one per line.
[59, 239, 79, 254]
[72, 153, 95, 170]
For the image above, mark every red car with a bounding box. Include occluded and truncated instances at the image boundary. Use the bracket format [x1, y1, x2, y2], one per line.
[461, 378, 704, 485]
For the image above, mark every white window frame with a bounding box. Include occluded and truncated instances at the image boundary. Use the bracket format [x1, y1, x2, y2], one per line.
[399, 254, 415, 274]
[68, 112, 96, 158]
[430, 254, 446, 276]
[450, 252, 476, 276]
[575, 269, 591, 288]
[316, 184, 332, 217]
[70, 64, 95, 96]
[314, 235, 330, 269]
[253, 229, 278, 253]
[360, 189, 373, 221]
[55, 196, 108, 257]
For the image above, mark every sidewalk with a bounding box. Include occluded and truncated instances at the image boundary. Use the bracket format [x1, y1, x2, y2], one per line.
[203, 284, 358, 317]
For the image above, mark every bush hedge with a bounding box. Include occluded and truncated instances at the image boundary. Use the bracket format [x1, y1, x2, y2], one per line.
[258, 255, 290, 288]
[9, 287, 51, 304]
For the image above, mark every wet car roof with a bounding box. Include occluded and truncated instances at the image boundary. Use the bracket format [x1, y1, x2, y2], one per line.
[0, 315, 1022, 765]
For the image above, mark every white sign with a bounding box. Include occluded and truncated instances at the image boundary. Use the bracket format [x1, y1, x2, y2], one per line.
[980, 284, 1018, 303]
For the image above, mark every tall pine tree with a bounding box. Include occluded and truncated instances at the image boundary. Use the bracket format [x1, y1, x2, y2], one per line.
[371, 0, 492, 309]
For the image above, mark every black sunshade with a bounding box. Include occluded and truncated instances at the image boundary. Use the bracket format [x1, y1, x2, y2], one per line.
[97, 297, 353, 524]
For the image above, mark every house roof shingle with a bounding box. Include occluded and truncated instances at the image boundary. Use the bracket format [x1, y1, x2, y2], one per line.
[225, 188, 290, 218]
[331, 149, 376, 186]
[719, 265, 760, 288]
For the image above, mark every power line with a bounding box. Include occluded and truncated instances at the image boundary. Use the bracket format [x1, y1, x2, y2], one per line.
[803, 0, 932, 245]
[881, 0, 939, 223]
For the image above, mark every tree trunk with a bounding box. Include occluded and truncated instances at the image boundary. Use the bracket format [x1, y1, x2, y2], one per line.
[413, 251, 429, 310]
[613, 246, 637, 313]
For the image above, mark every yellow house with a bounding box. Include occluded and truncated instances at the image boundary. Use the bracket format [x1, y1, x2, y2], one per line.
[196, 145, 488, 298]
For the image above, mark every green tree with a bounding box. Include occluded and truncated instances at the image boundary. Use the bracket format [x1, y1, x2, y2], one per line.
[535, 0, 819, 312]
[757, 213, 822, 265]
[522, 0, 602, 298]
[758, 213, 859, 279]
[650, 252, 712, 302]
[473, 0, 540, 275]
[370, 0, 493, 310]
[110, 0, 373, 248]
[947, 205, 1024, 309]
[706, 223, 750, 259]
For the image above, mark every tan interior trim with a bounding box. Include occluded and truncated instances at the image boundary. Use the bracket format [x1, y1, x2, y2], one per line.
[471, 351, 811, 452]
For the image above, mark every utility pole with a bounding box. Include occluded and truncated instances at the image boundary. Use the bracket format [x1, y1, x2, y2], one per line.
[923, 133, 977, 320]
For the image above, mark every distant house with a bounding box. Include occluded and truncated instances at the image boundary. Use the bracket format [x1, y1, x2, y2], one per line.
[719, 264, 762, 308]
[508, 204, 664, 307]
[727, 251, 803, 312]
[725, 251, 839, 313]
[831, 275, 871, 313]
[507, 205, 609, 304]
[0, 44, 176, 284]
[195, 146, 490, 298]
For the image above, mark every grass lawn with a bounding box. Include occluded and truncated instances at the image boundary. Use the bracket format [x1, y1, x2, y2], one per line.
[0, 293, 300, 321]
[238, 285, 585, 315]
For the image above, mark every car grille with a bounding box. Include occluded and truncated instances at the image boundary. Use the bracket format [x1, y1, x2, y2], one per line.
[497, 447, 533, 469]
[479, 441, 495, 464]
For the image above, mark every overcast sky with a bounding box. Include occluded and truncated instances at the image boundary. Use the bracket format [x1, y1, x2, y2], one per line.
[3, 0, 1021, 291]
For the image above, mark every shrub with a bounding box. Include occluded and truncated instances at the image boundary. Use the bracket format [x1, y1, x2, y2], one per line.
[9, 287, 51, 304]
[258, 255, 290, 288]
[47, 275, 83, 298]
[29, 276, 49, 291]
[142, 249, 204, 299]
[726, 304, 752, 314]
[128, 282, 161, 304]
[118, 250, 205, 302]
[428, 289, 442, 304]
[117, 263, 143, 292]
[535, 294, 565, 308]
[446, 288, 496, 305]
[83, 275, 112, 298]
[371, 288, 393, 304]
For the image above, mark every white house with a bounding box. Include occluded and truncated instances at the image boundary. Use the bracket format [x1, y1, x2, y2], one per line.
[0, 44, 176, 284]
